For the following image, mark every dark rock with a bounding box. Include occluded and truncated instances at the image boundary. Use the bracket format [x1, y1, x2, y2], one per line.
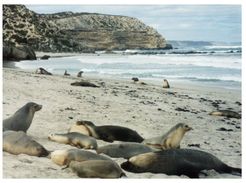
[216, 127, 233, 132]
[132, 77, 139, 83]
[40, 55, 50, 60]
[235, 101, 241, 106]
[175, 107, 190, 112]
[3, 44, 36, 61]
[187, 144, 200, 148]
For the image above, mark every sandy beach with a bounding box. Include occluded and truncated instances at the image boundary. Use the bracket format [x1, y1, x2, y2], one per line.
[2, 67, 241, 178]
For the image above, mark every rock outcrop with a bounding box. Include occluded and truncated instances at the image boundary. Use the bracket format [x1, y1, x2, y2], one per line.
[3, 5, 170, 54]
[3, 43, 36, 61]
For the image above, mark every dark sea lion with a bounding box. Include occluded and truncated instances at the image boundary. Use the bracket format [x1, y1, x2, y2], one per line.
[3, 130, 49, 157]
[143, 123, 192, 150]
[163, 79, 170, 88]
[69, 160, 126, 178]
[71, 81, 99, 87]
[77, 71, 84, 77]
[48, 132, 97, 149]
[121, 148, 241, 178]
[132, 77, 139, 83]
[50, 149, 111, 166]
[35, 67, 52, 75]
[96, 142, 154, 159]
[3, 102, 42, 132]
[75, 120, 144, 143]
[64, 70, 70, 76]
[209, 110, 241, 119]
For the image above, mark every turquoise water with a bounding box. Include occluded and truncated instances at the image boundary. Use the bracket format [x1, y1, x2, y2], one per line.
[15, 53, 241, 90]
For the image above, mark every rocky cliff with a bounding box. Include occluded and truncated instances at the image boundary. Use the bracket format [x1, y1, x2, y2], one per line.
[3, 5, 169, 53]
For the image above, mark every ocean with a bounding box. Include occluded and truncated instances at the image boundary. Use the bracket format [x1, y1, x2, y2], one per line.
[15, 42, 241, 90]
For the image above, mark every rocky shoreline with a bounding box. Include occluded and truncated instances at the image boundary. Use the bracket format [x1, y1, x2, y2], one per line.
[3, 5, 172, 61]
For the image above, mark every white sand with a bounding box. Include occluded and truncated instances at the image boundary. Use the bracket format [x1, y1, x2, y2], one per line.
[2, 67, 241, 178]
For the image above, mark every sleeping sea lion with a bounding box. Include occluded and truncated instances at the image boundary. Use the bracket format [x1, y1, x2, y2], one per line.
[48, 132, 97, 149]
[121, 148, 241, 178]
[209, 110, 241, 119]
[69, 160, 126, 178]
[96, 142, 154, 159]
[50, 149, 111, 166]
[74, 120, 144, 143]
[143, 123, 192, 150]
[3, 102, 42, 132]
[3, 130, 49, 157]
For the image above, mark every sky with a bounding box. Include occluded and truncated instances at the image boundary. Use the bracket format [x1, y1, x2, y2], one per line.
[26, 5, 241, 42]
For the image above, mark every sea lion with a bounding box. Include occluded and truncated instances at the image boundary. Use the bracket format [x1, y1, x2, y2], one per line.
[35, 67, 52, 75]
[209, 110, 241, 119]
[77, 71, 84, 77]
[71, 81, 99, 88]
[140, 81, 147, 85]
[132, 77, 139, 83]
[75, 120, 144, 143]
[3, 130, 49, 157]
[50, 149, 111, 166]
[121, 149, 241, 178]
[48, 132, 97, 150]
[3, 102, 42, 132]
[163, 79, 170, 88]
[68, 122, 90, 135]
[96, 142, 155, 159]
[64, 70, 70, 76]
[69, 160, 126, 178]
[143, 123, 192, 150]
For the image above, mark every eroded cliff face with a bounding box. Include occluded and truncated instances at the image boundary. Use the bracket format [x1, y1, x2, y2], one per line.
[3, 5, 168, 52]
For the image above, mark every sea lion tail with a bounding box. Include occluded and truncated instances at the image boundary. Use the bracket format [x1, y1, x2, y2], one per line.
[120, 172, 127, 178]
[229, 166, 241, 176]
[222, 165, 241, 176]
[120, 161, 141, 173]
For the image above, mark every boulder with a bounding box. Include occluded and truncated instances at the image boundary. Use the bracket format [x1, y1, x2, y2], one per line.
[3, 44, 36, 61]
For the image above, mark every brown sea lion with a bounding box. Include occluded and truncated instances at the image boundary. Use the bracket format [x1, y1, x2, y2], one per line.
[143, 123, 192, 150]
[96, 142, 154, 159]
[209, 110, 241, 119]
[163, 79, 170, 88]
[50, 149, 111, 166]
[3, 102, 42, 132]
[48, 132, 97, 149]
[68, 122, 90, 135]
[3, 130, 49, 157]
[74, 120, 144, 143]
[69, 160, 126, 178]
[121, 149, 241, 178]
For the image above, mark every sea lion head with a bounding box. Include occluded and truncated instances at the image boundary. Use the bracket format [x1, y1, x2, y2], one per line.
[25, 102, 42, 112]
[76, 120, 95, 127]
[180, 123, 193, 132]
[48, 133, 69, 144]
